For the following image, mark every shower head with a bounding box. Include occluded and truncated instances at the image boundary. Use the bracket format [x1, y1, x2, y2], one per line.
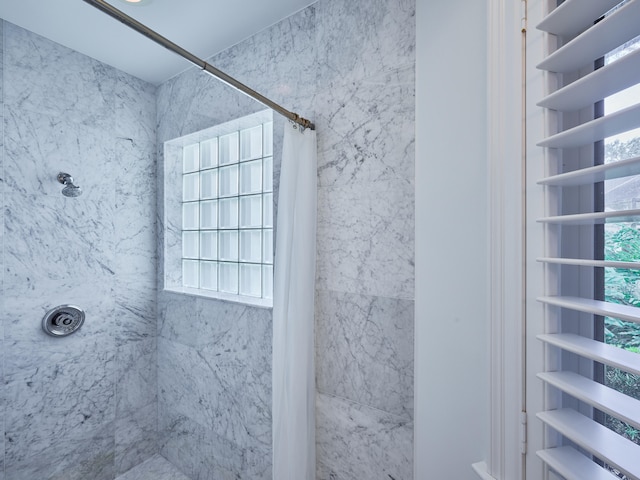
[62, 184, 83, 197]
[57, 172, 82, 197]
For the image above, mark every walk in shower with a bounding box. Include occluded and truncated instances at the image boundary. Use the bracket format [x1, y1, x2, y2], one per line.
[0, 0, 416, 478]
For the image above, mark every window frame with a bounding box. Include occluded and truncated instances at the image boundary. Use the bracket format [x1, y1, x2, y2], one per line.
[163, 109, 275, 309]
[525, 0, 640, 478]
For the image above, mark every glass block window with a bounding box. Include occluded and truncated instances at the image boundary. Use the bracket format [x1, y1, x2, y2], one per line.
[165, 110, 274, 305]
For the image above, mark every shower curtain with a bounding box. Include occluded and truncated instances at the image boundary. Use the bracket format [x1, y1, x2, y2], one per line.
[273, 123, 317, 480]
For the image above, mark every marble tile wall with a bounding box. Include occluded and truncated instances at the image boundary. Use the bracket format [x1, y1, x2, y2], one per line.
[0, 19, 4, 480]
[0, 21, 157, 479]
[313, 0, 415, 478]
[154, 8, 311, 476]
[157, 0, 415, 479]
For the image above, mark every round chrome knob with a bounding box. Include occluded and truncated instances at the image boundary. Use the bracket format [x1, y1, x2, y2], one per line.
[42, 305, 85, 337]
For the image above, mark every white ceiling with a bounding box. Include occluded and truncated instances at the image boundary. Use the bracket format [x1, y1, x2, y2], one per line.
[0, 0, 316, 85]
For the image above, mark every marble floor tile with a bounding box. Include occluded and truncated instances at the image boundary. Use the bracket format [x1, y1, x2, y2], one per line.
[116, 454, 191, 480]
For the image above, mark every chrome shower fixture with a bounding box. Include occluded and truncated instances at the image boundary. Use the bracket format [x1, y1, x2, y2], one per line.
[57, 172, 82, 197]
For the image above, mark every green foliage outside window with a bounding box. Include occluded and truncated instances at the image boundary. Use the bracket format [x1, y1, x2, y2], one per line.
[604, 225, 640, 446]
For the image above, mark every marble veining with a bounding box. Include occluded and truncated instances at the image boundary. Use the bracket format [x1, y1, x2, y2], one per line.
[316, 393, 413, 480]
[0, 21, 4, 480]
[155, 0, 415, 478]
[116, 338, 157, 416]
[316, 67, 415, 187]
[116, 454, 190, 480]
[157, 324, 271, 449]
[156, 68, 261, 145]
[3, 107, 117, 201]
[159, 407, 270, 480]
[114, 71, 157, 145]
[4, 351, 115, 464]
[3, 22, 116, 130]
[2, 196, 115, 305]
[4, 423, 115, 480]
[115, 404, 158, 476]
[1, 20, 157, 479]
[316, 0, 415, 90]
[1, 0, 416, 477]
[211, 6, 318, 106]
[156, 291, 273, 478]
[115, 194, 157, 292]
[316, 178, 415, 300]
[316, 290, 414, 419]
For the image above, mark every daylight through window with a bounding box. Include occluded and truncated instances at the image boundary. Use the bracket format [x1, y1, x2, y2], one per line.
[164, 110, 274, 305]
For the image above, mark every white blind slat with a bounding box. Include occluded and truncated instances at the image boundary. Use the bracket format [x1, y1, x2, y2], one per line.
[537, 295, 640, 325]
[538, 155, 640, 187]
[537, 257, 640, 269]
[534, 1, 640, 479]
[537, 446, 620, 480]
[537, 333, 640, 376]
[538, 371, 640, 430]
[537, 209, 640, 225]
[537, 0, 640, 73]
[537, 409, 640, 479]
[537, 103, 640, 149]
[538, 48, 640, 111]
[536, 0, 621, 37]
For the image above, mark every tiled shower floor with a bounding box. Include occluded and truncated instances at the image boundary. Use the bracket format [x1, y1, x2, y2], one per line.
[116, 454, 191, 480]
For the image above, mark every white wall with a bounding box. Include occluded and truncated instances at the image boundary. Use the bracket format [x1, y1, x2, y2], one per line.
[415, 0, 490, 478]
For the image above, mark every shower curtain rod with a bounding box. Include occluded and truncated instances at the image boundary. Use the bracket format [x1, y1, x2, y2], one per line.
[82, 0, 315, 130]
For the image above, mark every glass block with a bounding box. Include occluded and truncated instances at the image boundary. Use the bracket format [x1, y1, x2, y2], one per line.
[240, 264, 262, 297]
[262, 265, 273, 299]
[219, 198, 238, 229]
[200, 138, 218, 169]
[240, 195, 262, 228]
[200, 200, 218, 229]
[182, 260, 199, 288]
[200, 169, 218, 199]
[240, 230, 262, 263]
[263, 122, 273, 157]
[240, 125, 263, 161]
[263, 193, 273, 228]
[263, 229, 273, 264]
[182, 231, 199, 259]
[200, 231, 218, 260]
[263, 157, 273, 192]
[219, 263, 239, 294]
[183, 173, 199, 201]
[219, 132, 239, 165]
[200, 261, 218, 291]
[240, 160, 262, 194]
[219, 165, 239, 197]
[183, 144, 199, 173]
[219, 231, 239, 261]
[182, 202, 199, 230]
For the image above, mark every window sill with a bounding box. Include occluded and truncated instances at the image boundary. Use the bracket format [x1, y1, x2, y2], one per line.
[472, 462, 497, 480]
[164, 286, 273, 309]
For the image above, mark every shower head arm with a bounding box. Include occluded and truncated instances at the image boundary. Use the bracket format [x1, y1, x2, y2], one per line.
[57, 173, 74, 186]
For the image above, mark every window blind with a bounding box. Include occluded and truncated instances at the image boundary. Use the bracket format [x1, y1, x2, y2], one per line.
[535, 0, 640, 478]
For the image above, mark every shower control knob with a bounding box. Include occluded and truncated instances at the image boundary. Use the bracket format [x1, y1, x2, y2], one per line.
[42, 305, 85, 337]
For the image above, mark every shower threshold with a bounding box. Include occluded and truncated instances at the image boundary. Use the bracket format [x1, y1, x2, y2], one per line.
[116, 454, 191, 480]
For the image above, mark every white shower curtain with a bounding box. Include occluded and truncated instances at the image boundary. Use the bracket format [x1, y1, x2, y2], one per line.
[272, 123, 317, 480]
